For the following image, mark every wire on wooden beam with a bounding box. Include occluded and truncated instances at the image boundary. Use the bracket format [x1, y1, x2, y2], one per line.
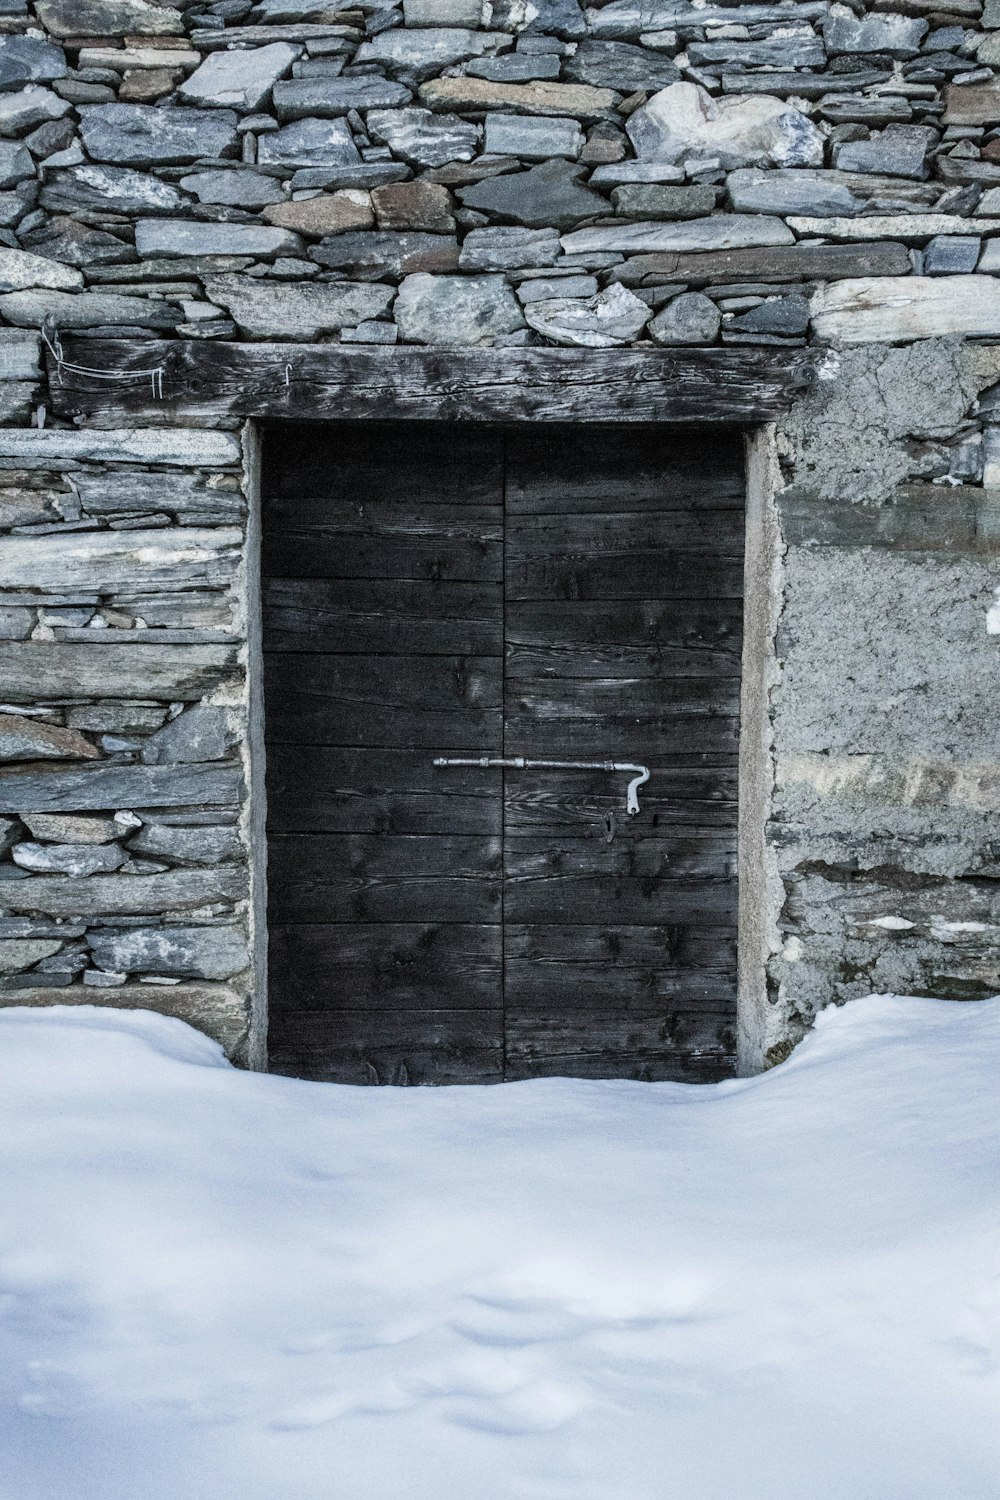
[41, 320, 167, 400]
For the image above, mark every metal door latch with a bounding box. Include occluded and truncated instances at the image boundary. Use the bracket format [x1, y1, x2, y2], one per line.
[432, 756, 651, 816]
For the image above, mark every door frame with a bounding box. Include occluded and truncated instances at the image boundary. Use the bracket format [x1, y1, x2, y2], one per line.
[47, 339, 819, 1077]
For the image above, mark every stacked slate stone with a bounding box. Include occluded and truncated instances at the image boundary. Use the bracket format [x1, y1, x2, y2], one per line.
[1, 0, 1000, 1060]
[0, 0, 999, 351]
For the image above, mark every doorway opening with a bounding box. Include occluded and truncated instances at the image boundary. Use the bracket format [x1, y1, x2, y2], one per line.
[259, 421, 745, 1084]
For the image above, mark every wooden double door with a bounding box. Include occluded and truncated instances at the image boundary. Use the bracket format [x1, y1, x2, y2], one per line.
[261, 422, 744, 1085]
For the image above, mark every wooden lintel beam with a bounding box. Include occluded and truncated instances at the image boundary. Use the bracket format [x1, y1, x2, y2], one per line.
[45, 338, 821, 426]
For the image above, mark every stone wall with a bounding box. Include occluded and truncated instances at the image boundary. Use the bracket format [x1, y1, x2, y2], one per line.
[0, 0, 998, 1068]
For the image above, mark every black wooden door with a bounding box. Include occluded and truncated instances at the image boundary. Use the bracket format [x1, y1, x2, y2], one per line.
[262, 423, 743, 1085]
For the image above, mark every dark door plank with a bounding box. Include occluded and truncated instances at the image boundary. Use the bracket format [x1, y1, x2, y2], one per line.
[264, 579, 502, 656]
[268, 1008, 504, 1085]
[267, 746, 502, 835]
[506, 553, 743, 602]
[506, 599, 743, 651]
[268, 833, 502, 923]
[505, 426, 746, 514]
[264, 653, 502, 748]
[269, 923, 502, 1010]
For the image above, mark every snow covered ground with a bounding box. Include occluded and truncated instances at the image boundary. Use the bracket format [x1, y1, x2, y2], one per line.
[1, 997, 998, 1500]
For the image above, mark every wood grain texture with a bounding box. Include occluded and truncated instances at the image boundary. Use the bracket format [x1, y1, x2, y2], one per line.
[47, 340, 819, 425]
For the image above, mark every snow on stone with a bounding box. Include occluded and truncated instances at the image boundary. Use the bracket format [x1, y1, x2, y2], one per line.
[0, 995, 998, 1499]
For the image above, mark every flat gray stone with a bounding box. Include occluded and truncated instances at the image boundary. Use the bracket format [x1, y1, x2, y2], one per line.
[0, 248, 81, 292]
[483, 112, 583, 160]
[0, 762, 243, 815]
[12, 840, 126, 876]
[78, 104, 238, 166]
[0, 938, 64, 974]
[0, 140, 33, 190]
[273, 77, 412, 119]
[2, 643, 238, 703]
[589, 0, 828, 38]
[367, 106, 479, 167]
[0, 36, 66, 90]
[312, 230, 459, 276]
[22, 813, 120, 844]
[0, 289, 181, 329]
[135, 220, 302, 259]
[465, 53, 561, 82]
[179, 42, 299, 112]
[0, 713, 99, 764]
[1, 867, 247, 918]
[459, 225, 560, 269]
[612, 183, 717, 217]
[688, 34, 824, 69]
[1, 527, 241, 594]
[458, 158, 608, 228]
[649, 290, 721, 344]
[394, 271, 524, 344]
[128, 821, 242, 865]
[179, 169, 286, 207]
[834, 125, 935, 181]
[589, 161, 684, 185]
[726, 294, 810, 335]
[0, 86, 71, 137]
[289, 163, 409, 191]
[86, 924, 248, 981]
[141, 706, 234, 766]
[35, 0, 185, 37]
[926, 235, 981, 274]
[41, 163, 185, 216]
[564, 39, 679, 90]
[257, 117, 360, 170]
[517, 273, 598, 302]
[726, 167, 862, 217]
[825, 12, 928, 57]
[0, 427, 239, 469]
[627, 81, 823, 170]
[357, 28, 510, 82]
[560, 212, 794, 254]
[203, 273, 394, 339]
[524, 282, 650, 345]
[404, 0, 484, 21]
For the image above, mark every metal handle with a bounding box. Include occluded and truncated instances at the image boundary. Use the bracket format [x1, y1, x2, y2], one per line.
[432, 756, 651, 816]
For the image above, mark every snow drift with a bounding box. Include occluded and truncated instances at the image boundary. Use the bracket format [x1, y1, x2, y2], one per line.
[0, 995, 998, 1500]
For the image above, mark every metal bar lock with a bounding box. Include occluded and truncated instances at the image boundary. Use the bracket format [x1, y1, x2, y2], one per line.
[432, 756, 651, 816]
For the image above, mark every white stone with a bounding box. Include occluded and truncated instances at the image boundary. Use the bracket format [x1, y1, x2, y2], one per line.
[560, 212, 793, 254]
[523, 283, 650, 346]
[13, 841, 126, 876]
[810, 276, 1000, 344]
[178, 42, 299, 112]
[395, 272, 524, 345]
[0, 249, 82, 293]
[787, 215, 1000, 241]
[626, 81, 823, 169]
[0, 528, 242, 592]
[0, 428, 241, 468]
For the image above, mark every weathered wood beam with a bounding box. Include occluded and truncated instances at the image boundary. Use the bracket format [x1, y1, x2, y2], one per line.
[46, 339, 820, 426]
